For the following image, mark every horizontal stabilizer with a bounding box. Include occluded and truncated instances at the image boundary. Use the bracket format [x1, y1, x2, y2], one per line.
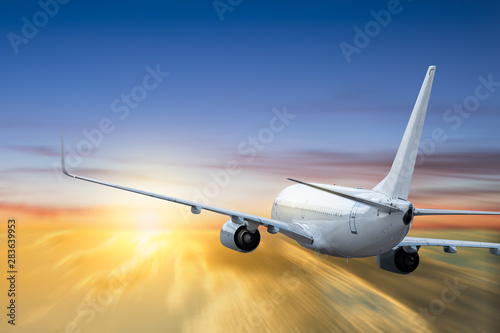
[414, 208, 500, 216]
[286, 178, 402, 213]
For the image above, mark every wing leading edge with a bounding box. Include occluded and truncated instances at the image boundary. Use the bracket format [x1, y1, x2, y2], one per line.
[399, 237, 500, 256]
[60, 134, 313, 245]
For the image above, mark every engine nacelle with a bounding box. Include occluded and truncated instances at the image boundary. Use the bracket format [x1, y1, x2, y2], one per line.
[376, 247, 419, 274]
[220, 220, 261, 253]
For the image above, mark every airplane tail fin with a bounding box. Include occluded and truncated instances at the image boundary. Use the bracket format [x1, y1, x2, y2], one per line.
[373, 66, 436, 199]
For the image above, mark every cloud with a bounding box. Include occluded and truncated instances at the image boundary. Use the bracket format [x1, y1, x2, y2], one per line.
[1, 145, 59, 157]
[212, 148, 500, 183]
[0, 202, 93, 219]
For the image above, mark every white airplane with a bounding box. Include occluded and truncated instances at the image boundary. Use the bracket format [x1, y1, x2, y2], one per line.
[61, 65, 500, 274]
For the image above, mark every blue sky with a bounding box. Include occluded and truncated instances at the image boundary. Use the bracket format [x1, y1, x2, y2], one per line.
[1, 0, 500, 226]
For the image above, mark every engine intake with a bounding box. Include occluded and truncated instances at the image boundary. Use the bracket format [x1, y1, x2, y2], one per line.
[220, 220, 261, 253]
[376, 247, 419, 274]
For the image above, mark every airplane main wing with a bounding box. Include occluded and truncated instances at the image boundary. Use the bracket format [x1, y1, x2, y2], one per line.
[60, 134, 313, 245]
[398, 237, 500, 255]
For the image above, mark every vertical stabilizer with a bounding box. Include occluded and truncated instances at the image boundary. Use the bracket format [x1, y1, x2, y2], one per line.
[373, 66, 436, 199]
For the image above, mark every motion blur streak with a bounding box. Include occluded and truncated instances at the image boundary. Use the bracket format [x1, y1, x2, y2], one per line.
[2, 227, 498, 333]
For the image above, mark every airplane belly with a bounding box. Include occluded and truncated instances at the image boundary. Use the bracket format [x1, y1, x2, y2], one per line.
[314, 209, 410, 258]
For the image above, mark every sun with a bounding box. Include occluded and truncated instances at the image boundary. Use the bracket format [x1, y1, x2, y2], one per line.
[135, 211, 163, 231]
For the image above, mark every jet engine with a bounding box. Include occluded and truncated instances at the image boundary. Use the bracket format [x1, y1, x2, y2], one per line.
[376, 247, 419, 274]
[220, 220, 261, 253]
[402, 204, 414, 225]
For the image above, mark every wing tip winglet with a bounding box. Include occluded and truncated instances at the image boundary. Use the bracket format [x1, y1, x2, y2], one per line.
[60, 132, 72, 177]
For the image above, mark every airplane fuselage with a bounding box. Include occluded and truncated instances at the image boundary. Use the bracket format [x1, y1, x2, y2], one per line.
[271, 184, 413, 258]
